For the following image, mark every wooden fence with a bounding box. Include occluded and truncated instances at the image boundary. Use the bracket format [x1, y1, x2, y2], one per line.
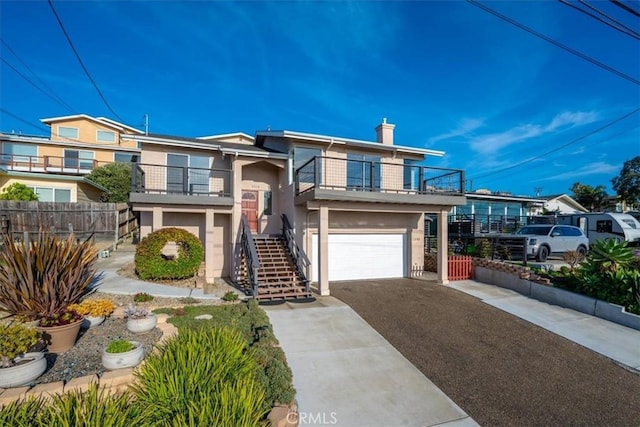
[0, 201, 137, 245]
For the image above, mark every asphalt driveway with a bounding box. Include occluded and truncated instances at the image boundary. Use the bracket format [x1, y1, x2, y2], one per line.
[331, 279, 640, 427]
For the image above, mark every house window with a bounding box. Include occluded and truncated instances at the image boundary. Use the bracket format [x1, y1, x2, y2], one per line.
[347, 153, 380, 190]
[96, 130, 116, 143]
[114, 152, 138, 163]
[167, 153, 210, 194]
[2, 142, 37, 163]
[64, 149, 94, 170]
[293, 147, 322, 184]
[403, 159, 418, 190]
[58, 126, 79, 139]
[264, 191, 273, 216]
[28, 186, 71, 202]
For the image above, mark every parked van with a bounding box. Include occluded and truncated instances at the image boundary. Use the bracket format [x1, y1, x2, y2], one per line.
[555, 213, 640, 246]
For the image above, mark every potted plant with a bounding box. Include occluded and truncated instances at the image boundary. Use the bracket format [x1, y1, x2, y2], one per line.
[36, 308, 84, 353]
[0, 232, 98, 353]
[68, 299, 116, 328]
[102, 339, 144, 370]
[0, 323, 47, 388]
[124, 305, 157, 334]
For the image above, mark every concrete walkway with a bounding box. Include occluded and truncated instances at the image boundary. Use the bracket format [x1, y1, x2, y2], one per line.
[264, 298, 477, 427]
[449, 280, 640, 372]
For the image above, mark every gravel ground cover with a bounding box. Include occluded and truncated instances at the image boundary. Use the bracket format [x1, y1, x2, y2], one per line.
[331, 278, 640, 427]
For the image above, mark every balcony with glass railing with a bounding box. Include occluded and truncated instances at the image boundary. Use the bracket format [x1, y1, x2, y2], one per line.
[294, 156, 465, 205]
[129, 163, 233, 206]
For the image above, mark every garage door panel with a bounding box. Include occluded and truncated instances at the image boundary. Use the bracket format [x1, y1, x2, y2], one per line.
[312, 234, 405, 281]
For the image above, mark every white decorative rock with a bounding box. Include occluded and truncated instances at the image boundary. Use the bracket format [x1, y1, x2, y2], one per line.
[194, 314, 213, 320]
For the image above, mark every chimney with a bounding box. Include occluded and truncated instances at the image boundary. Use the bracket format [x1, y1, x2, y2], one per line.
[375, 117, 395, 145]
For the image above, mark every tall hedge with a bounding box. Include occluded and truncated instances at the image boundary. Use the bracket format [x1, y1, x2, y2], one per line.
[135, 227, 204, 280]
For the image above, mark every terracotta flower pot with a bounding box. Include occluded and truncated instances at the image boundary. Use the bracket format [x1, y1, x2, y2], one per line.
[37, 319, 83, 353]
[0, 352, 47, 388]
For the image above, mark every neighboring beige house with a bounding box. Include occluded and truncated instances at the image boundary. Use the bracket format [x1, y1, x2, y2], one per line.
[0, 114, 142, 202]
[128, 120, 466, 298]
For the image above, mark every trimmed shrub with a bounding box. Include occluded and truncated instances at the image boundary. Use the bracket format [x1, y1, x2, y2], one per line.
[130, 327, 267, 426]
[134, 227, 204, 280]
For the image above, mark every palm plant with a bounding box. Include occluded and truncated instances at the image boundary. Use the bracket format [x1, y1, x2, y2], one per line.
[0, 232, 98, 320]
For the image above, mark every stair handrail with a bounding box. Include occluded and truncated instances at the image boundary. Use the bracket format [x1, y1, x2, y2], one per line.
[240, 214, 260, 298]
[281, 214, 310, 293]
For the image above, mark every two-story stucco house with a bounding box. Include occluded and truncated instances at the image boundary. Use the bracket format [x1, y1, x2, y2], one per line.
[128, 119, 466, 299]
[0, 114, 142, 202]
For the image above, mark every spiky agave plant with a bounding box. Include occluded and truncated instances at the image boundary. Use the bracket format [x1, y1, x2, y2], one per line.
[0, 232, 98, 321]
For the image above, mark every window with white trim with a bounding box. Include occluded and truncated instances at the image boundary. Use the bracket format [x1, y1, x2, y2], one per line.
[58, 126, 79, 139]
[96, 130, 116, 143]
[27, 186, 72, 202]
[114, 152, 138, 163]
[64, 149, 94, 170]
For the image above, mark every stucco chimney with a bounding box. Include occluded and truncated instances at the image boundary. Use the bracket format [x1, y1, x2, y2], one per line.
[375, 118, 395, 145]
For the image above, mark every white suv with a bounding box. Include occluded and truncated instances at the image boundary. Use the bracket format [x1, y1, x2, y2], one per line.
[514, 224, 589, 262]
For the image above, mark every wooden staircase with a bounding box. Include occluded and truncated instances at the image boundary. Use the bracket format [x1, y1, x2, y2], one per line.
[252, 235, 312, 301]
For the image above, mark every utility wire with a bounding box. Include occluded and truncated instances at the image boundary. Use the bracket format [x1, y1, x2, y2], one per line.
[611, 0, 640, 18]
[475, 123, 640, 187]
[1, 57, 76, 113]
[579, 0, 640, 37]
[467, 0, 640, 85]
[0, 108, 50, 133]
[558, 0, 640, 40]
[1, 38, 76, 112]
[47, 0, 124, 122]
[469, 107, 640, 181]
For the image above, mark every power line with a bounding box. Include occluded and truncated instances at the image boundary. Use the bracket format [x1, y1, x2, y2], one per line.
[47, 0, 124, 122]
[0, 108, 50, 133]
[0, 38, 76, 112]
[558, 0, 640, 40]
[467, 0, 640, 85]
[469, 107, 640, 181]
[610, 0, 640, 18]
[0, 57, 75, 113]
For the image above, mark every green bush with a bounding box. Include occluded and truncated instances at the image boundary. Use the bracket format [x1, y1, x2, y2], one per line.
[133, 292, 153, 303]
[0, 232, 98, 320]
[157, 300, 294, 409]
[134, 228, 204, 280]
[0, 183, 38, 201]
[0, 395, 47, 426]
[85, 162, 131, 203]
[46, 383, 138, 427]
[130, 327, 267, 426]
[222, 291, 239, 302]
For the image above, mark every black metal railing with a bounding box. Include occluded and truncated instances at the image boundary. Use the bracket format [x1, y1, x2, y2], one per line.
[281, 214, 310, 293]
[130, 163, 232, 197]
[295, 156, 465, 196]
[448, 214, 536, 235]
[240, 214, 260, 298]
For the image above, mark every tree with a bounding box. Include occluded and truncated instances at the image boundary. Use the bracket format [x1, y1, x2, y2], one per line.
[85, 162, 131, 203]
[570, 182, 609, 212]
[612, 156, 640, 209]
[0, 183, 38, 201]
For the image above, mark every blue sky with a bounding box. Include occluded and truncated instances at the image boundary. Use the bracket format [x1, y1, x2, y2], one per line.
[1, 0, 639, 197]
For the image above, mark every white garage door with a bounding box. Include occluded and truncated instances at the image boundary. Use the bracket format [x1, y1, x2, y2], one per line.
[311, 234, 405, 282]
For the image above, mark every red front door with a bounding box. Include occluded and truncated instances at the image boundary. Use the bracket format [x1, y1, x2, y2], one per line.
[241, 190, 259, 233]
